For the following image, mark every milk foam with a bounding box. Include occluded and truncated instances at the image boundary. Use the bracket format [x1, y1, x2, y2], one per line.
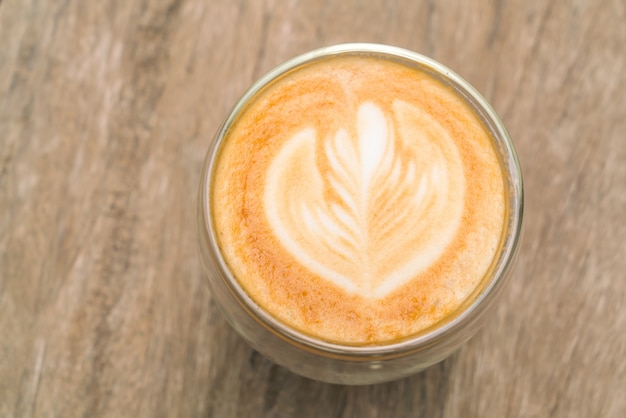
[264, 101, 465, 298]
[211, 56, 506, 343]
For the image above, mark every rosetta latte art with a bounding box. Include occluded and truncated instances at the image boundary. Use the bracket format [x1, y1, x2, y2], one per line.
[264, 101, 466, 298]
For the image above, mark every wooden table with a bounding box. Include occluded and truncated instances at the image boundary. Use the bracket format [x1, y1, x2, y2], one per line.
[1, 0, 624, 416]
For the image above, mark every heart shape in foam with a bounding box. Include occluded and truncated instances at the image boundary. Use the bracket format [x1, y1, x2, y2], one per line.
[264, 101, 465, 298]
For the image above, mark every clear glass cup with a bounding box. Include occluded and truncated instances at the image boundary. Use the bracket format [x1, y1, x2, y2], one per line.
[197, 43, 523, 385]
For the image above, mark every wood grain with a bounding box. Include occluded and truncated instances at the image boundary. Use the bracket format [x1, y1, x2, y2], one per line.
[1, 0, 624, 417]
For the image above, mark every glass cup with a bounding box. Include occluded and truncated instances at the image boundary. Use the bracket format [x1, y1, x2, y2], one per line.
[197, 43, 523, 385]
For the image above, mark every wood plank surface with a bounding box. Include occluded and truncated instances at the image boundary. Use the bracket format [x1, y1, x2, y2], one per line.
[1, 0, 624, 416]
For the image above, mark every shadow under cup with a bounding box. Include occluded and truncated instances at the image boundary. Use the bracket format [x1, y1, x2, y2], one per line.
[197, 44, 523, 385]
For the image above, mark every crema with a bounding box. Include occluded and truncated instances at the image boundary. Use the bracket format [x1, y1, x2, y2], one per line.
[211, 56, 506, 344]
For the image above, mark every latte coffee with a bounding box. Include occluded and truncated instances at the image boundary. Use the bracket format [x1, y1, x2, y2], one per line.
[199, 44, 522, 383]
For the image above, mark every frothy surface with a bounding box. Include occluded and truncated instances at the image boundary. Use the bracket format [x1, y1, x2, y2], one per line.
[211, 56, 506, 344]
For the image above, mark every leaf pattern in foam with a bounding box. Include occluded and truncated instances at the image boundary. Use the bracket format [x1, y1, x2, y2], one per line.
[264, 100, 465, 298]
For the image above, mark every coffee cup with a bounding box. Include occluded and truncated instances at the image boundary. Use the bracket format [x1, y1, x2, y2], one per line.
[197, 43, 523, 384]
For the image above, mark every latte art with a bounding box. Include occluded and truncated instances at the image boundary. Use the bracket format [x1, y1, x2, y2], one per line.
[265, 101, 465, 298]
[211, 56, 506, 343]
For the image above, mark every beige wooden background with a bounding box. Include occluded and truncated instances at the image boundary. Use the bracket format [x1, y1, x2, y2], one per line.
[1, 0, 624, 417]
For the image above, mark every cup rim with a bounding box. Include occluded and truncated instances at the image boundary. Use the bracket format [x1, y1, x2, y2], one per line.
[200, 43, 524, 357]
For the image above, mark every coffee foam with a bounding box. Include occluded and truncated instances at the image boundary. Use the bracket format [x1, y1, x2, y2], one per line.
[211, 56, 505, 344]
